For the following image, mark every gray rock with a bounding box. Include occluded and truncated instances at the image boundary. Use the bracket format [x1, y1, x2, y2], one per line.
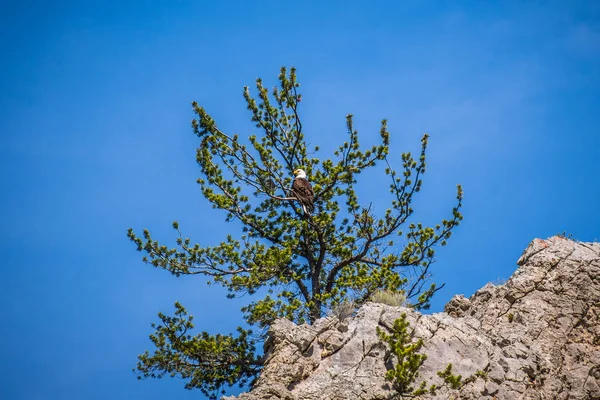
[224, 237, 600, 400]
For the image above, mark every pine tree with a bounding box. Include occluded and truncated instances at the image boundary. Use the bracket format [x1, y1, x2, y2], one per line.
[128, 67, 463, 398]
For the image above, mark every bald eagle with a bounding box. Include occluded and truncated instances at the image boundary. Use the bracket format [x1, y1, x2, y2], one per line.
[292, 169, 314, 215]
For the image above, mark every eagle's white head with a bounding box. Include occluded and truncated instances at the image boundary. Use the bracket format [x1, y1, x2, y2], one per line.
[293, 169, 307, 179]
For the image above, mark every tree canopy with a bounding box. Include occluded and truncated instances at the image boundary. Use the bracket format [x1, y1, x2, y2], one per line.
[128, 67, 463, 398]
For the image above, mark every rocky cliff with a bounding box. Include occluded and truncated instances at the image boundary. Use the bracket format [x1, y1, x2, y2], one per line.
[225, 237, 600, 400]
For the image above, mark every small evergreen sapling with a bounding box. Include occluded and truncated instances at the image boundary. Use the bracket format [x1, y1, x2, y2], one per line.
[377, 313, 427, 395]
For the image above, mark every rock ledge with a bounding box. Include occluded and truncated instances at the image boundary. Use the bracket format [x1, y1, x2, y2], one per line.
[225, 237, 600, 400]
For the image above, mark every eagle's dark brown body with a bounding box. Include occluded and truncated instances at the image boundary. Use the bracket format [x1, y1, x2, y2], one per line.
[291, 169, 314, 215]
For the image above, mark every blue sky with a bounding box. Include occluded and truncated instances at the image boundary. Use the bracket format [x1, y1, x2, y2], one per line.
[1, 1, 599, 399]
